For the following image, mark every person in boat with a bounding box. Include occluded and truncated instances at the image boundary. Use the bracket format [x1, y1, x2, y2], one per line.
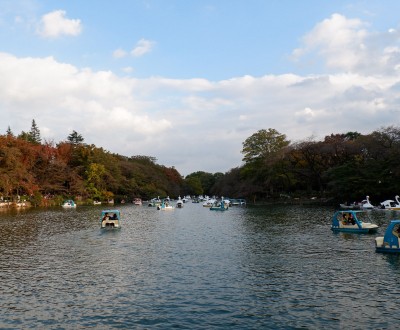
[342, 213, 349, 225]
[102, 213, 109, 221]
[348, 213, 355, 225]
[111, 213, 118, 220]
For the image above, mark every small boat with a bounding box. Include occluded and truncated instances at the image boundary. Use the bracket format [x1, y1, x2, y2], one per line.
[202, 198, 215, 207]
[375, 220, 400, 253]
[101, 210, 121, 229]
[339, 202, 360, 210]
[157, 200, 174, 210]
[331, 210, 378, 233]
[380, 195, 400, 210]
[230, 198, 247, 206]
[148, 197, 161, 207]
[93, 200, 102, 205]
[210, 199, 229, 211]
[62, 200, 77, 208]
[175, 196, 184, 208]
[360, 196, 374, 209]
[133, 198, 142, 206]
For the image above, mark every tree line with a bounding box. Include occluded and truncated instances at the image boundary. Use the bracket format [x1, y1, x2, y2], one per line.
[1, 120, 400, 206]
[207, 127, 400, 205]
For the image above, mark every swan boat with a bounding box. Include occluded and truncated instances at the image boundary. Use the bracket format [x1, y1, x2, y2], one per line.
[376, 220, 400, 253]
[380, 195, 400, 210]
[360, 196, 375, 209]
[175, 196, 184, 208]
[331, 210, 379, 233]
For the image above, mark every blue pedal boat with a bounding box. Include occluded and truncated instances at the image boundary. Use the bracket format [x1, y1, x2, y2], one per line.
[101, 210, 121, 229]
[210, 200, 229, 211]
[375, 220, 400, 253]
[331, 210, 378, 233]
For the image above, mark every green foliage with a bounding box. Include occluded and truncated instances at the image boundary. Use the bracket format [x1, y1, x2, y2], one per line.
[241, 128, 290, 165]
[29, 119, 41, 144]
[185, 171, 216, 195]
[67, 130, 84, 145]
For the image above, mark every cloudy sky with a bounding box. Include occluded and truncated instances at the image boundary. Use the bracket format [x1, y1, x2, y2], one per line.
[1, 0, 400, 175]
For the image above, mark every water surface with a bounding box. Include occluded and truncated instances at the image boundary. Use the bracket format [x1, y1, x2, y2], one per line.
[0, 203, 399, 329]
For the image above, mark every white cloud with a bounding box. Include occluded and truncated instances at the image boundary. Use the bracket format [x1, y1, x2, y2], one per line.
[3, 7, 400, 177]
[292, 13, 400, 76]
[113, 48, 127, 59]
[131, 38, 155, 57]
[37, 10, 82, 38]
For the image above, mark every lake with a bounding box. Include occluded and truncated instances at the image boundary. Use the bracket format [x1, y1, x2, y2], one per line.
[1, 202, 399, 329]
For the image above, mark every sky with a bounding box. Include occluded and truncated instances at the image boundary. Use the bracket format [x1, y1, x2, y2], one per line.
[1, 0, 400, 176]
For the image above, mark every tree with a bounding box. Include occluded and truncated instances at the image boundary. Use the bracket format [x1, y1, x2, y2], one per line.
[184, 176, 203, 195]
[67, 130, 84, 145]
[29, 119, 41, 144]
[241, 128, 290, 197]
[241, 128, 290, 165]
[6, 126, 14, 137]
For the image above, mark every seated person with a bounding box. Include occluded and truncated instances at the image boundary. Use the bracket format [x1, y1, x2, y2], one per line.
[102, 213, 109, 221]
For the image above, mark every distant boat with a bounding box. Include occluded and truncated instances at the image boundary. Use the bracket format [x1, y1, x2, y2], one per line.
[210, 199, 229, 211]
[148, 197, 161, 207]
[133, 198, 142, 206]
[202, 198, 215, 208]
[339, 202, 360, 210]
[157, 200, 174, 210]
[175, 196, 184, 208]
[62, 200, 76, 208]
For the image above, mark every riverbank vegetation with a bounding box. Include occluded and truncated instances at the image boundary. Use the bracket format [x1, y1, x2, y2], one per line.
[1, 120, 400, 206]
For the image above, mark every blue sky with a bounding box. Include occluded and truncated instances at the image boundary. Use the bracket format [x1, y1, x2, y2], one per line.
[1, 0, 400, 175]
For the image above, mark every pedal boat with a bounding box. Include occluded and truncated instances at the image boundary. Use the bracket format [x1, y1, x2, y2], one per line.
[375, 220, 400, 253]
[101, 210, 121, 229]
[331, 210, 378, 233]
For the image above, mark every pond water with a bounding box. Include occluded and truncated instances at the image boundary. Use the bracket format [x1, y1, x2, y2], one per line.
[1, 203, 400, 329]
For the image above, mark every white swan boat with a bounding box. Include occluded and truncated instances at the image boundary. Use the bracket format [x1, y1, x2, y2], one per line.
[380, 195, 400, 210]
[175, 196, 184, 208]
[360, 196, 374, 209]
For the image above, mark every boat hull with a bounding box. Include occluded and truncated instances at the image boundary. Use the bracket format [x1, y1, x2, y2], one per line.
[376, 247, 400, 253]
[331, 227, 377, 233]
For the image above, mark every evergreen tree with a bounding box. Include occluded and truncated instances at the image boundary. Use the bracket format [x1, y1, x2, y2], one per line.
[6, 126, 14, 137]
[29, 119, 41, 144]
[67, 130, 84, 145]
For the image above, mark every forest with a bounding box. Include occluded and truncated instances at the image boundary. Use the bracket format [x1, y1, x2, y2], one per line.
[1, 120, 400, 206]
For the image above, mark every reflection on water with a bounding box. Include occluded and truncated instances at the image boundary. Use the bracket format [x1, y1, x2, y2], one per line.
[1, 204, 400, 328]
